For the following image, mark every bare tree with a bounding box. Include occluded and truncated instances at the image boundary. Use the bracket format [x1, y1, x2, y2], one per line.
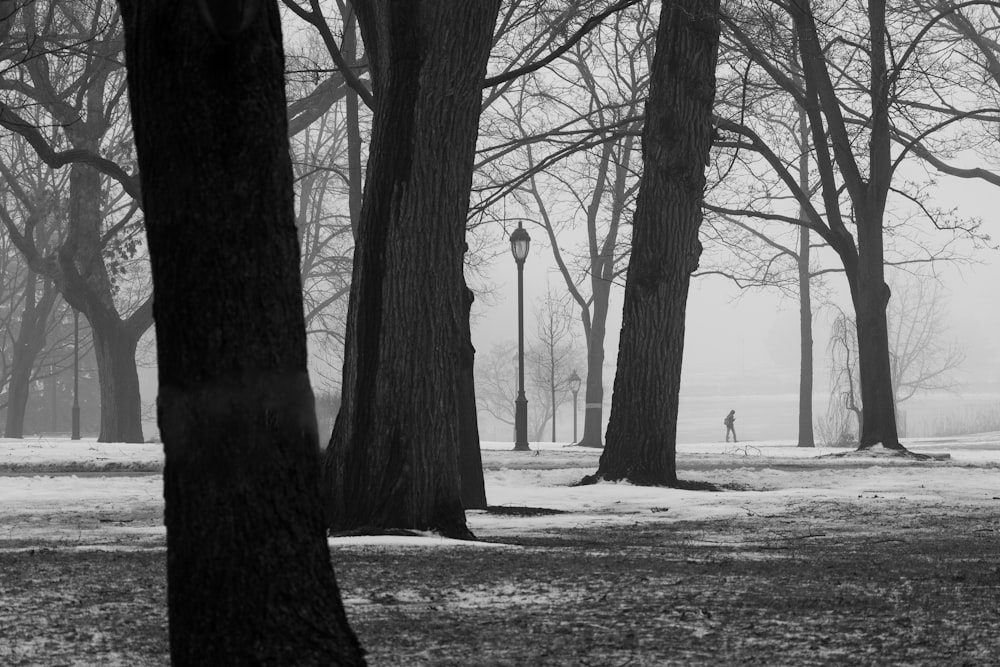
[588, 0, 721, 485]
[323, 0, 501, 539]
[827, 274, 964, 439]
[527, 289, 583, 442]
[888, 277, 965, 407]
[715, 0, 1000, 450]
[0, 1, 150, 442]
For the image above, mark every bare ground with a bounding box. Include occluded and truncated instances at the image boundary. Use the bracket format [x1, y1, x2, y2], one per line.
[1, 486, 998, 665]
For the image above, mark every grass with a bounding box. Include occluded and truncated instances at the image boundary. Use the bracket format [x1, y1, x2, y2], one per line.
[2, 494, 999, 665]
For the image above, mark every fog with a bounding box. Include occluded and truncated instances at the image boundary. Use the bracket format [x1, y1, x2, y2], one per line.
[471, 174, 1000, 445]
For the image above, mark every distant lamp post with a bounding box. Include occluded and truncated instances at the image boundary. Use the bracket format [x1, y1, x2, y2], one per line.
[568, 370, 581, 443]
[510, 222, 531, 451]
[71, 310, 80, 440]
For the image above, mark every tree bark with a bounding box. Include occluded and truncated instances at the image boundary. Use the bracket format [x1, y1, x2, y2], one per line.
[324, 0, 500, 539]
[592, 0, 720, 485]
[120, 0, 365, 663]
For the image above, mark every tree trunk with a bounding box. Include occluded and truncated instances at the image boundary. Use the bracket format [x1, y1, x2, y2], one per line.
[89, 311, 144, 443]
[794, 92, 815, 448]
[592, 0, 720, 485]
[578, 284, 608, 448]
[343, 2, 364, 240]
[796, 223, 815, 447]
[324, 0, 500, 539]
[120, 1, 365, 663]
[61, 157, 148, 443]
[5, 270, 57, 438]
[459, 286, 487, 510]
[854, 206, 900, 449]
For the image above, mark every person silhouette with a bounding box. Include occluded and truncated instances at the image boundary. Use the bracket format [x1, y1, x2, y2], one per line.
[724, 409, 737, 442]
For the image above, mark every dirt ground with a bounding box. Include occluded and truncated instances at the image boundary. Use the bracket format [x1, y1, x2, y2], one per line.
[1, 482, 998, 666]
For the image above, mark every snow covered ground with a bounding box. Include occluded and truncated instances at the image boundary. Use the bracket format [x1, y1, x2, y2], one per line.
[1, 433, 998, 550]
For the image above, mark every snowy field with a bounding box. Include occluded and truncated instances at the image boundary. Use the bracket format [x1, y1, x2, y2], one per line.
[2, 434, 999, 666]
[1, 433, 998, 550]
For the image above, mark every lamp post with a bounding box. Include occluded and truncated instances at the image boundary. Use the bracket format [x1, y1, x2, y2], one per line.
[568, 370, 581, 444]
[71, 310, 80, 440]
[510, 222, 531, 451]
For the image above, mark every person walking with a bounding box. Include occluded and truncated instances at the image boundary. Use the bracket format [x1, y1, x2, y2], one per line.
[724, 409, 737, 442]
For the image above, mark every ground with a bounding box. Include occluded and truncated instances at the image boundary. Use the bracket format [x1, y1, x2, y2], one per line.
[1, 436, 998, 665]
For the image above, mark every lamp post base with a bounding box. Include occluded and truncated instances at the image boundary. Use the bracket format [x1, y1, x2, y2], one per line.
[513, 395, 529, 451]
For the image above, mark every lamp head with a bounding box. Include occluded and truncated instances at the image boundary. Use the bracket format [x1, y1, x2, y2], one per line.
[510, 223, 531, 263]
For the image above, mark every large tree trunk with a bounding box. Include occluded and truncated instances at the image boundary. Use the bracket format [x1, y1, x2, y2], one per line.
[89, 310, 144, 443]
[5, 270, 57, 438]
[323, 0, 500, 539]
[591, 0, 720, 485]
[120, 1, 364, 663]
[854, 206, 900, 449]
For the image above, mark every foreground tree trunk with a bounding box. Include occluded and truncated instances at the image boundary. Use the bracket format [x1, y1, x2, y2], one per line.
[120, 1, 364, 663]
[323, 0, 500, 539]
[590, 0, 720, 485]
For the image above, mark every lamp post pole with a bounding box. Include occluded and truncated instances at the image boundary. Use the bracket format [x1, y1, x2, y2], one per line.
[72, 310, 80, 440]
[568, 370, 581, 444]
[510, 223, 531, 451]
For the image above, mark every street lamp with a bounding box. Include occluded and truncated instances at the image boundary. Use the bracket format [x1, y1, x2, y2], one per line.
[568, 370, 581, 443]
[71, 310, 80, 440]
[510, 222, 531, 451]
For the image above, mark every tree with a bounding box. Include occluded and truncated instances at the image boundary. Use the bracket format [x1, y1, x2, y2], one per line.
[475, 340, 552, 442]
[474, 1, 650, 448]
[588, 0, 721, 485]
[526, 290, 581, 442]
[118, 0, 364, 662]
[828, 273, 964, 438]
[323, 0, 501, 539]
[717, 0, 1000, 450]
[0, 1, 151, 442]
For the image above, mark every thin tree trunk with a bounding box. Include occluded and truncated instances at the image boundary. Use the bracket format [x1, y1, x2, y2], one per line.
[324, 0, 500, 539]
[796, 223, 814, 447]
[343, 2, 364, 240]
[120, 1, 365, 662]
[458, 286, 487, 509]
[591, 0, 720, 485]
[5, 271, 57, 438]
[795, 99, 814, 448]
